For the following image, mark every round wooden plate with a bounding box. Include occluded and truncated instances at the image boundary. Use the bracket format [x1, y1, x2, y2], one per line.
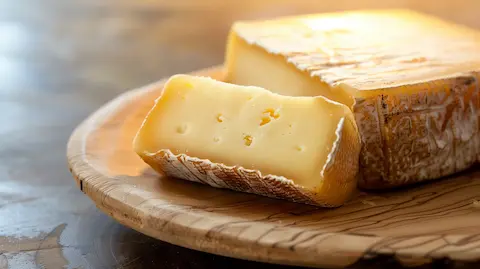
[67, 66, 480, 268]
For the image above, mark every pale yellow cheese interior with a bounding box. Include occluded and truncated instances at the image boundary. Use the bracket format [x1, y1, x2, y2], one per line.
[134, 75, 357, 189]
[226, 35, 354, 107]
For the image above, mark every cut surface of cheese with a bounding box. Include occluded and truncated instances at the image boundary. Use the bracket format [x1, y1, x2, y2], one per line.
[134, 75, 360, 206]
[225, 9, 480, 189]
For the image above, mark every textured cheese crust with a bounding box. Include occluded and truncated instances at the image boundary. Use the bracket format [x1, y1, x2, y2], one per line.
[134, 75, 361, 207]
[140, 145, 354, 207]
[354, 76, 480, 188]
[225, 9, 480, 189]
[321, 117, 344, 177]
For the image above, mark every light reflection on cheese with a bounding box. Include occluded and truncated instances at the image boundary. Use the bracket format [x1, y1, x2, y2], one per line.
[225, 9, 480, 189]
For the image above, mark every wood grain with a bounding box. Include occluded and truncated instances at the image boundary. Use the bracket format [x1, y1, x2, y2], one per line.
[5, 0, 480, 268]
[68, 67, 480, 268]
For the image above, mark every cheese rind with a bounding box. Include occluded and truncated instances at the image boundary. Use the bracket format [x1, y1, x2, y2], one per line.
[134, 75, 361, 206]
[355, 76, 480, 188]
[225, 9, 480, 189]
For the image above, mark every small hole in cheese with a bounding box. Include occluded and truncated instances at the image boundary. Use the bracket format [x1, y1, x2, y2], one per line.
[243, 135, 253, 146]
[213, 137, 221, 143]
[260, 116, 271, 126]
[216, 114, 224, 123]
[259, 108, 280, 126]
[296, 145, 305, 152]
[264, 108, 280, 119]
[176, 124, 188, 134]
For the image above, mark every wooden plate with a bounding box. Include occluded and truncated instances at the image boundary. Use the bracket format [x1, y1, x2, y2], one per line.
[67, 66, 480, 268]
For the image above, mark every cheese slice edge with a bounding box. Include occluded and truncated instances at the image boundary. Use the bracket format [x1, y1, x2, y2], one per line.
[134, 75, 361, 206]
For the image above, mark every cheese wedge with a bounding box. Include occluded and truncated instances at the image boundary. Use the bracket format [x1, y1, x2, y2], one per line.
[134, 75, 360, 206]
[225, 9, 480, 189]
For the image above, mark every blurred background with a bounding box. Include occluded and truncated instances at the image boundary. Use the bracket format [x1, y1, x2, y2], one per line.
[2, 0, 480, 102]
[1, 0, 480, 268]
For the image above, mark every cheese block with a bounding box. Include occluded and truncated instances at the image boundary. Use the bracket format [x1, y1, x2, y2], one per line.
[133, 75, 360, 207]
[225, 9, 480, 189]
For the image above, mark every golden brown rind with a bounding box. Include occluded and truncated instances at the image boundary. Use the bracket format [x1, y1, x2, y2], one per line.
[138, 142, 359, 207]
[355, 73, 480, 189]
[321, 111, 361, 205]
